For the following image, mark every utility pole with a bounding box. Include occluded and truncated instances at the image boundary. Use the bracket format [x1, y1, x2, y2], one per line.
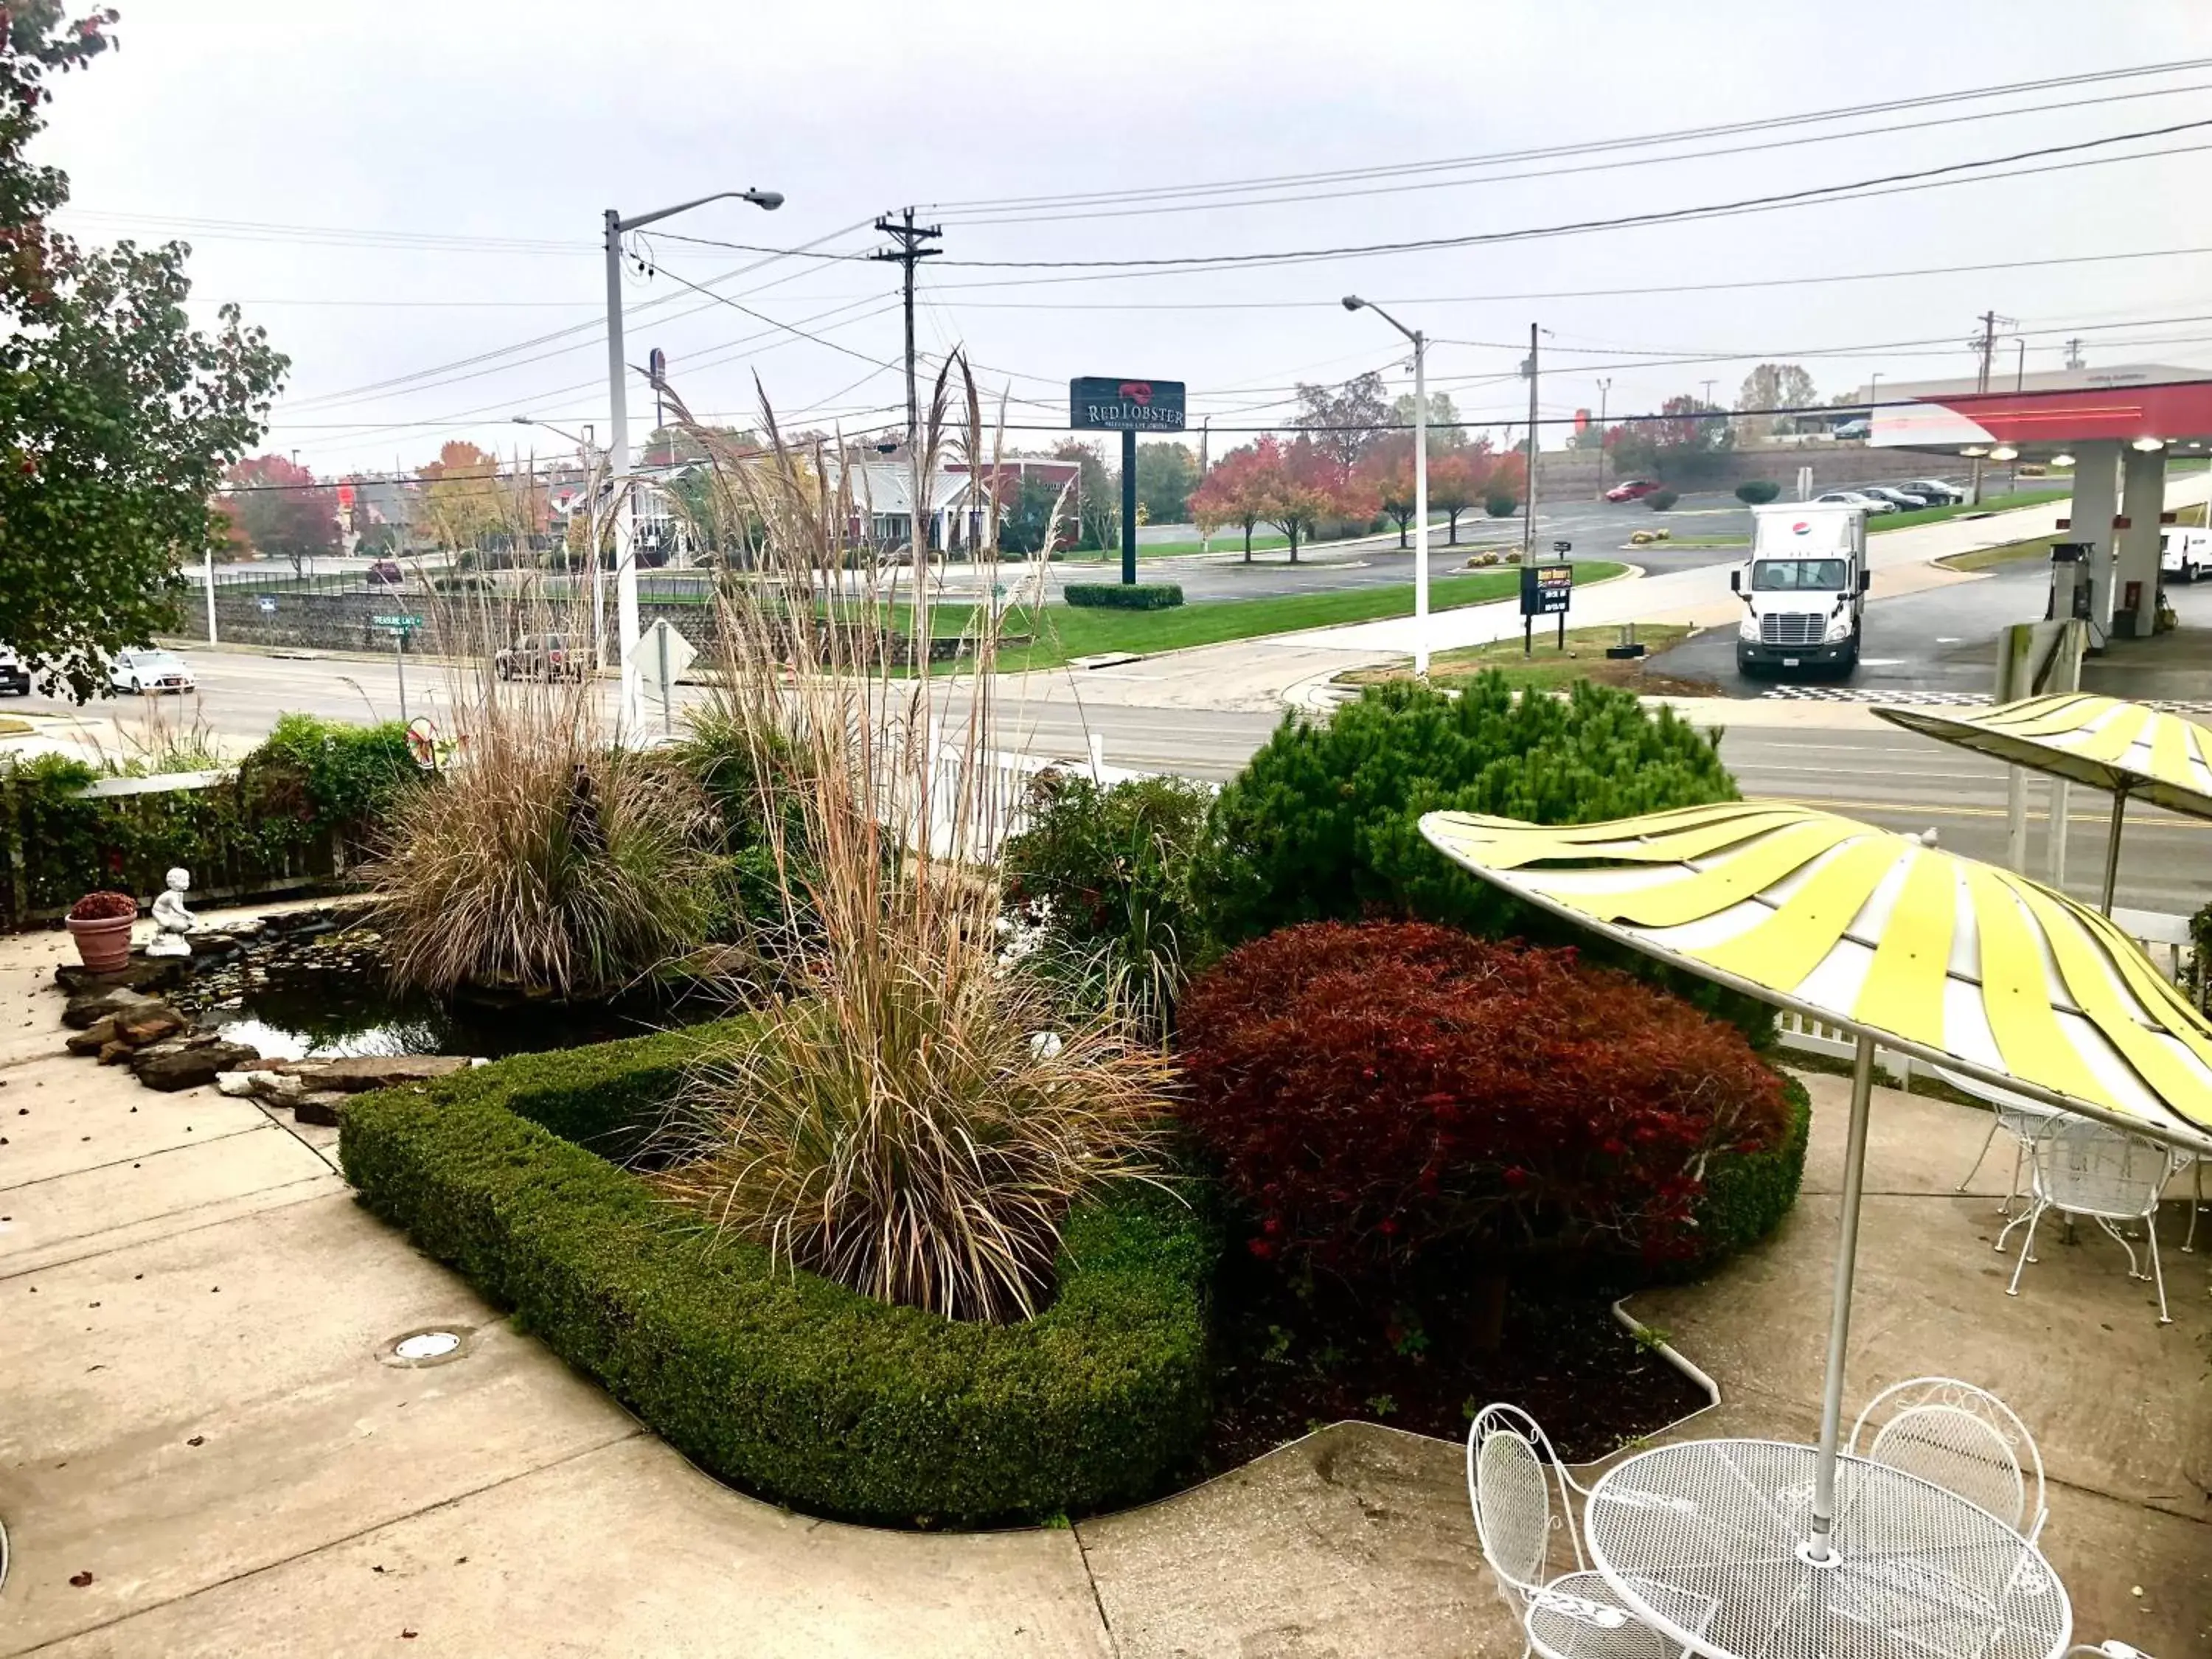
[872, 208, 944, 454]
[1521, 323, 1540, 566]
[872, 211, 942, 593]
[2064, 337, 2084, 370]
[2011, 335, 2027, 493]
[1197, 417, 1211, 554]
[1966, 310, 2014, 505]
[1595, 378, 1610, 499]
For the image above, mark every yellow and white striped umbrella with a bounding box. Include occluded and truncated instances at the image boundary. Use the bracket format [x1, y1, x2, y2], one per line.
[1872, 692, 2212, 914]
[1420, 799, 2212, 1157]
[1873, 692, 2212, 821]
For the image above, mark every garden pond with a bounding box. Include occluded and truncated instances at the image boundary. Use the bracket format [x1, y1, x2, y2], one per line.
[167, 904, 706, 1062]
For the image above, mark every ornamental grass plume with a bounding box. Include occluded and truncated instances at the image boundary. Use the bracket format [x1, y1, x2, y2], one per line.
[365, 579, 723, 1000]
[647, 361, 1175, 1324]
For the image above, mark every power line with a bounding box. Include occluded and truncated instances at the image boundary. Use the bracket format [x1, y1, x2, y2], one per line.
[822, 245, 2212, 310]
[936, 80, 2212, 228]
[925, 119, 2212, 271]
[648, 132, 2212, 291]
[925, 58, 2212, 212]
[276, 219, 877, 413]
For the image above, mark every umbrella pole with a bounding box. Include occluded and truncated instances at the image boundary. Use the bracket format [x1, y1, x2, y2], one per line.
[1809, 1032, 1877, 1562]
[2099, 787, 2128, 917]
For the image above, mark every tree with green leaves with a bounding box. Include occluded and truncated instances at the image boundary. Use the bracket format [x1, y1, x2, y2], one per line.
[0, 4, 287, 698]
[1134, 439, 1197, 526]
[1051, 439, 1119, 551]
[1390, 389, 1465, 448]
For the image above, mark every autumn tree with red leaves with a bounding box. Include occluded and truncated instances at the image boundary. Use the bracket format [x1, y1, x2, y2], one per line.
[222, 455, 338, 574]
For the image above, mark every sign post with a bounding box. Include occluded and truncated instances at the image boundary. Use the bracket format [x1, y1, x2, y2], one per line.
[1070, 377, 1186, 586]
[632, 617, 697, 737]
[371, 613, 422, 723]
[1519, 557, 1574, 655]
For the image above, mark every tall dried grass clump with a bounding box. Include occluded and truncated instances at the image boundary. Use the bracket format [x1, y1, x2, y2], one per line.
[650, 364, 1175, 1324]
[366, 584, 723, 999]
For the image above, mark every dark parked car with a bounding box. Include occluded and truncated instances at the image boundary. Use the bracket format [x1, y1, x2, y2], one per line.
[1855, 486, 1931, 511]
[366, 559, 404, 586]
[1898, 478, 1967, 505]
[493, 633, 583, 681]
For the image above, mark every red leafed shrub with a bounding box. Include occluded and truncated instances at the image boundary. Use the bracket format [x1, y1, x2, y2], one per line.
[66, 889, 137, 921]
[1178, 921, 1791, 1284]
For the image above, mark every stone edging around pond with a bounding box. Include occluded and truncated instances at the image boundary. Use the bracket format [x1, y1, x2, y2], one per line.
[54, 904, 476, 1113]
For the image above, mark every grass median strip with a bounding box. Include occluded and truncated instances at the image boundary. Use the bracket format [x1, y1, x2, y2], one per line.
[1871, 487, 2069, 533]
[914, 560, 1627, 672]
[1339, 622, 1712, 695]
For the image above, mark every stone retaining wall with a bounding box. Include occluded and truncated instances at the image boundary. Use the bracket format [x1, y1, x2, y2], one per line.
[170, 588, 994, 664]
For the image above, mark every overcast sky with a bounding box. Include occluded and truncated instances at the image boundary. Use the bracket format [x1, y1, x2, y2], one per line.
[36, 0, 2212, 476]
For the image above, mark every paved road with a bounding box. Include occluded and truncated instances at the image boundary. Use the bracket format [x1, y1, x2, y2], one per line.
[20, 644, 2204, 914]
[1659, 558, 2212, 702]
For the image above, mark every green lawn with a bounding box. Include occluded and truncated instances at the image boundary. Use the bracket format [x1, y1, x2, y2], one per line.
[1934, 535, 2059, 574]
[1871, 487, 2070, 532]
[908, 560, 1626, 672]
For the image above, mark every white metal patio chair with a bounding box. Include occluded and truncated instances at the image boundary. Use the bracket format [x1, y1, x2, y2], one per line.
[1467, 1403, 1716, 1659]
[1846, 1376, 2048, 1541]
[1943, 1067, 2058, 1217]
[1997, 1116, 2179, 1325]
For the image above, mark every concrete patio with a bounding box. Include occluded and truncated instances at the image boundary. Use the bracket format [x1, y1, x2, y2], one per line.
[2, 921, 2206, 1655]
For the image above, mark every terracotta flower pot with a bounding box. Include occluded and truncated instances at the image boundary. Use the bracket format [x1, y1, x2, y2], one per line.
[66, 913, 135, 973]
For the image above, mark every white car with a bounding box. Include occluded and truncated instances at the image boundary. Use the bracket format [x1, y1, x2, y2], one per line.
[1812, 490, 1896, 516]
[108, 647, 195, 695]
[2161, 527, 2208, 583]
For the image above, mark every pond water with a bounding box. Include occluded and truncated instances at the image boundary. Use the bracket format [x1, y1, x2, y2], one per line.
[181, 916, 678, 1062]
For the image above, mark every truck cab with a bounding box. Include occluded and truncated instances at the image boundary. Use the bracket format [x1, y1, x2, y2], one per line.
[1732, 503, 1871, 676]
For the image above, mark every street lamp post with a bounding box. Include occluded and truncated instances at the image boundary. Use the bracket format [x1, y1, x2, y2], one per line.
[1344, 295, 1429, 676]
[604, 188, 782, 734]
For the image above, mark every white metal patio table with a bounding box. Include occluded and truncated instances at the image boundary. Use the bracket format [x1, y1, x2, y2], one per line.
[1584, 1439, 2070, 1659]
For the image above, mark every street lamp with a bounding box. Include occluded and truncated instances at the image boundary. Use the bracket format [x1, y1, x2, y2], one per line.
[605, 188, 782, 734]
[514, 416, 604, 667]
[1343, 294, 1430, 676]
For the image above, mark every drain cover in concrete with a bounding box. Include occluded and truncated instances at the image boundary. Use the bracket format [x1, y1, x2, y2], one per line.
[380, 1326, 471, 1366]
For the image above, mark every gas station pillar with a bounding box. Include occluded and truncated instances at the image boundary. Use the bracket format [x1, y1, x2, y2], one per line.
[2115, 444, 2166, 639]
[2070, 441, 2121, 633]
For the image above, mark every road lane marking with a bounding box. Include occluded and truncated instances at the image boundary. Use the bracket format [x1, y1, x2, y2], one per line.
[1770, 796, 2212, 830]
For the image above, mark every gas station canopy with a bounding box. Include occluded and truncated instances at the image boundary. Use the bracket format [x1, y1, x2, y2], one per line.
[1865, 364, 2212, 462]
[1864, 364, 2212, 643]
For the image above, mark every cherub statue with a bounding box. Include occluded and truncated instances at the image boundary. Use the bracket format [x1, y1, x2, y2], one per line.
[145, 866, 197, 958]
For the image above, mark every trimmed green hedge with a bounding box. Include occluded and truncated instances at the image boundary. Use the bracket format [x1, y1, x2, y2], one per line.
[340, 1024, 1214, 1527]
[0, 712, 417, 924]
[1062, 582, 1185, 610]
[1678, 1072, 1811, 1275]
